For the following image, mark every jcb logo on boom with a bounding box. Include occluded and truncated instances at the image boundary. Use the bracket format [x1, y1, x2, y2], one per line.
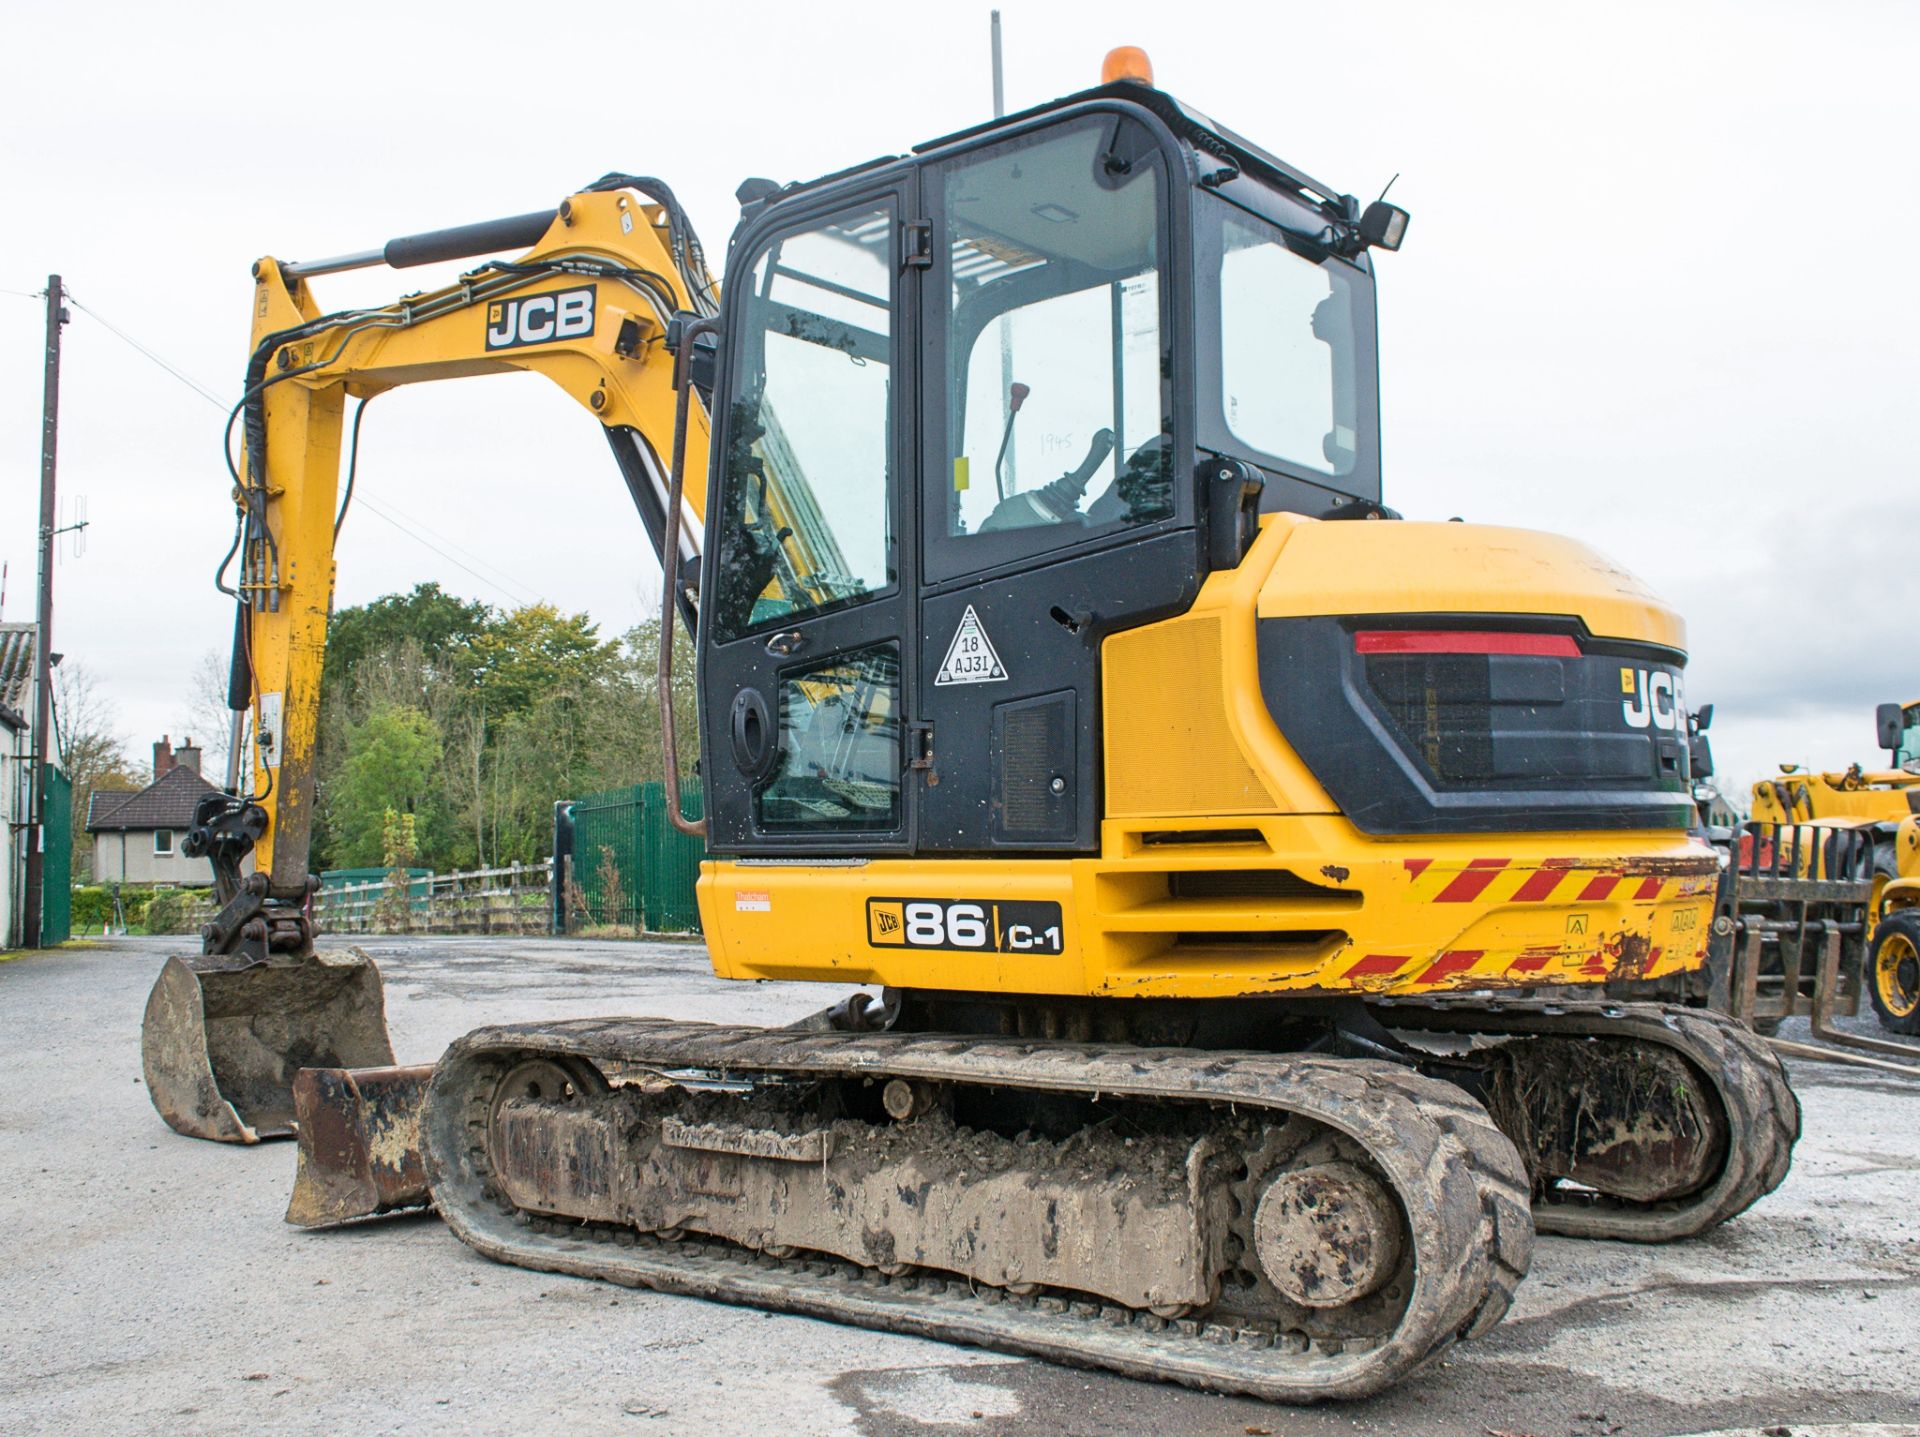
[1620, 666, 1684, 731]
[484, 285, 596, 351]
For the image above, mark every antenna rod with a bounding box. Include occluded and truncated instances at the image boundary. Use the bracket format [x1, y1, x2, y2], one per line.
[991, 10, 1005, 118]
[24, 275, 68, 949]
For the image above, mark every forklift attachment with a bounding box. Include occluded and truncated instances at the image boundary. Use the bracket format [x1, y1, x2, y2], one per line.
[141, 950, 397, 1143]
[1719, 822, 1920, 1076]
[285, 1063, 434, 1227]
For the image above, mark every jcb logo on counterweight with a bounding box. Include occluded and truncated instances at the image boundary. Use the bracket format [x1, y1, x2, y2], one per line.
[485, 285, 596, 351]
[1620, 666, 1683, 731]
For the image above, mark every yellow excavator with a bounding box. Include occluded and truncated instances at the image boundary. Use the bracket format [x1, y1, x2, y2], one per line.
[143, 51, 1797, 1402]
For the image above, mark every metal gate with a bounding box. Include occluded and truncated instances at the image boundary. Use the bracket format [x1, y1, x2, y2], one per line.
[561, 783, 705, 934]
[39, 763, 71, 947]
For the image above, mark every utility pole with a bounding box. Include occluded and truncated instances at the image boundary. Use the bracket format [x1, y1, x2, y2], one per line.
[23, 275, 68, 949]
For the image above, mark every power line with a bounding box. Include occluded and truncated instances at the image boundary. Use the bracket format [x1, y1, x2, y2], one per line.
[63, 293, 228, 411]
[40, 283, 548, 612]
[349, 489, 545, 604]
[352, 497, 541, 608]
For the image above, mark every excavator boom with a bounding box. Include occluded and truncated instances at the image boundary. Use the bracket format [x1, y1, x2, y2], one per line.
[142, 177, 719, 1144]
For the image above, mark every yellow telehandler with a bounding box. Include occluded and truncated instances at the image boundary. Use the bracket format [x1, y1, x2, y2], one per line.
[1744, 700, 1920, 1032]
[144, 50, 1795, 1401]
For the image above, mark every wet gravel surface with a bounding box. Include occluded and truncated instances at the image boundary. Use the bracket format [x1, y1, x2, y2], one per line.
[1, 935, 1916, 1437]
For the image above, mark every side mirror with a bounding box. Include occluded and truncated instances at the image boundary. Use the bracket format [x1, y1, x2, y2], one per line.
[1692, 703, 1713, 732]
[1876, 702, 1904, 755]
[1359, 201, 1409, 251]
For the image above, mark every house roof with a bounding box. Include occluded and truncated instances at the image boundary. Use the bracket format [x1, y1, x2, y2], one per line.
[85, 787, 138, 826]
[85, 764, 223, 832]
[0, 624, 33, 716]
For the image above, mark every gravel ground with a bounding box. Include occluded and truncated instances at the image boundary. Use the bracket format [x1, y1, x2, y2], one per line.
[1, 935, 1916, 1437]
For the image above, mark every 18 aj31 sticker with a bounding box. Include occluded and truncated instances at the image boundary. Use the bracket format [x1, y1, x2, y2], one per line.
[935, 605, 1007, 685]
[867, 898, 1063, 953]
[485, 284, 596, 351]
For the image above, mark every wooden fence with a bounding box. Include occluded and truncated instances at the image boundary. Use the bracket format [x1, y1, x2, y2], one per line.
[313, 860, 554, 937]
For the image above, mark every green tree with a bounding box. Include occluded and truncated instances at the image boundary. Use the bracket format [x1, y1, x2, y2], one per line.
[329, 704, 442, 868]
[52, 662, 144, 881]
[326, 583, 491, 678]
[308, 588, 690, 876]
[463, 604, 616, 715]
[369, 808, 419, 932]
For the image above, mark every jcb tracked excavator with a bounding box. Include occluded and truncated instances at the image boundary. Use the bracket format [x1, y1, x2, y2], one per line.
[143, 52, 1798, 1401]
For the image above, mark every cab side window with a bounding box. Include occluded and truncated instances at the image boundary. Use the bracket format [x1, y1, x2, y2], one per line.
[712, 208, 897, 641]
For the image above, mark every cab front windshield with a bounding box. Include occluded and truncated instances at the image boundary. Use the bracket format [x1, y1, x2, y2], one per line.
[1214, 200, 1364, 481]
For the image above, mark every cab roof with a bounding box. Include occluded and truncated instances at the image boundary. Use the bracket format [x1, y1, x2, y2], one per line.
[741, 81, 1361, 233]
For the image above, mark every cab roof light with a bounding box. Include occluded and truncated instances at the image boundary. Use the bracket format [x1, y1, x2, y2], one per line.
[1102, 46, 1155, 86]
[1354, 630, 1581, 657]
[1359, 200, 1410, 251]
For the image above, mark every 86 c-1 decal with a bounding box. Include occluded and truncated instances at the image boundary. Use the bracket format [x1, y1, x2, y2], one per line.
[866, 898, 1063, 954]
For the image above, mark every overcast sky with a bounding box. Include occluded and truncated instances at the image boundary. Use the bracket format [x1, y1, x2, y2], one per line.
[3, 0, 1915, 800]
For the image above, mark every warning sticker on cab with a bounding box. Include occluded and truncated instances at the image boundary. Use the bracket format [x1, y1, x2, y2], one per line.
[935, 605, 1007, 685]
[866, 898, 1062, 953]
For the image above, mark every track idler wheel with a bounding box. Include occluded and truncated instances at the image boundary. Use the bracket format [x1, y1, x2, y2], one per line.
[1253, 1161, 1405, 1309]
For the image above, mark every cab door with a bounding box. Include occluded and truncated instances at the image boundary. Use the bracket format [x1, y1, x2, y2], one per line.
[914, 110, 1194, 853]
[698, 184, 921, 854]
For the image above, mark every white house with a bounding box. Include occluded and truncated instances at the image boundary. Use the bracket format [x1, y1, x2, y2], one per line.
[87, 736, 235, 886]
[1, 624, 36, 949]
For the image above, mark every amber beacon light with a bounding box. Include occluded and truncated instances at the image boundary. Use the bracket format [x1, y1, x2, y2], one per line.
[1101, 46, 1155, 85]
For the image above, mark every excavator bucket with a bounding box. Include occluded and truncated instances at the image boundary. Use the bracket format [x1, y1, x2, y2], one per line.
[141, 950, 396, 1144]
[285, 1063, 434, 1227]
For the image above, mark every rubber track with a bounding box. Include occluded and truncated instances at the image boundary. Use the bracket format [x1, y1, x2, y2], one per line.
[1380, 999, 1801, 1243]
[423, 1019, 1534, 1403]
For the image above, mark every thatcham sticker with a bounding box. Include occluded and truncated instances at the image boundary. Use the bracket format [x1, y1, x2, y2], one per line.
[485, 285, 596, 351]
[935, 605, 1007, 685]
[734, 890, 771, 913]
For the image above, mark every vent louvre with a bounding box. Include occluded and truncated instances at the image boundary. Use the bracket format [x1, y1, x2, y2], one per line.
[1141, 829, 1266, 848]
[991, 691, 1077, 845]
[1168, 869, 1349, 902]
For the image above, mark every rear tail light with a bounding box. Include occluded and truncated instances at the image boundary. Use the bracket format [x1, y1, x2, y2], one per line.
[1353, 630, 1581, 658]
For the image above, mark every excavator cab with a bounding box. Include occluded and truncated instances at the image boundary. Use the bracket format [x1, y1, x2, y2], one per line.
[1877, 700, 1920, 772]
[696, 87, 1402, 859]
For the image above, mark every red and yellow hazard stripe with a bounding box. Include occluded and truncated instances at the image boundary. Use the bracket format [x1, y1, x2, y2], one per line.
[1397, 856, 1714, 906]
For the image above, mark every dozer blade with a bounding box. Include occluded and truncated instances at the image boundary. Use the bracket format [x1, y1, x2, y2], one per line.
[141, 949, 396, 1144]
[286, 1064, 434, 1228]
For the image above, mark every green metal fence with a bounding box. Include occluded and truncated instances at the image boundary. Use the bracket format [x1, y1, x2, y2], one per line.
[565, 782, 705, 934]
[41, 763, 71, 946]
